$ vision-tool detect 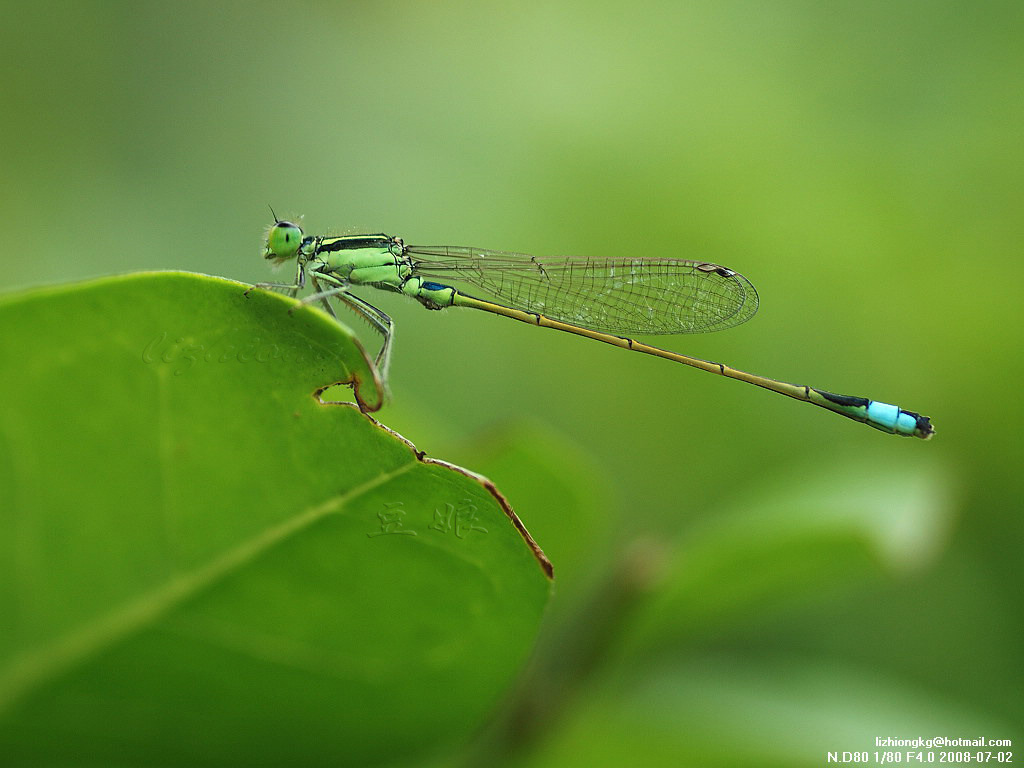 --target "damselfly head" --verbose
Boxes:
[263,220,305,264]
